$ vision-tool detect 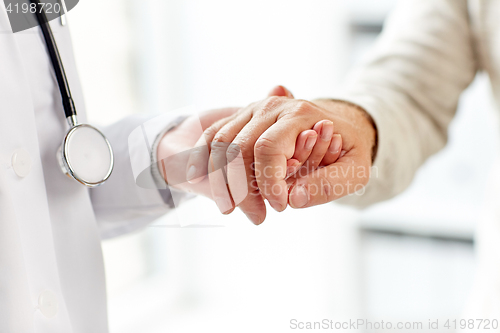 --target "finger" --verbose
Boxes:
[288,152,371,209]
[208,110,269,224]
[185,137,210,184]
[225,97,291,213]
[320,134,342,166]
[186,112,247,184]
[226,147,267,225]
[284,133,343,186]
[157,110,238,198]
[292,130,318,163]
[251,111,321,210]
[197,107,241,129]
[225,145,250,206]
[159,146,214,198]
[268,85,294,98]
[286,130,317,178]
[301,120,334,172]
[208,141,235,214]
